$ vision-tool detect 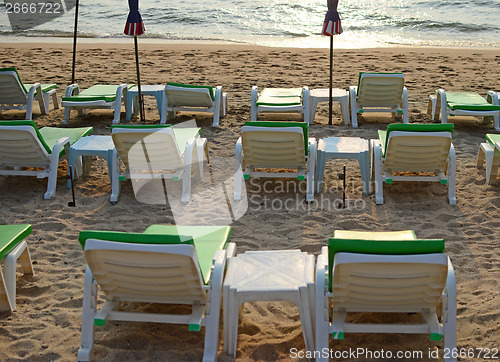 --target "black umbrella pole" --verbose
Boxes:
[71,0,79,84]
[328,35,333,125]
[134,36,145,122]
